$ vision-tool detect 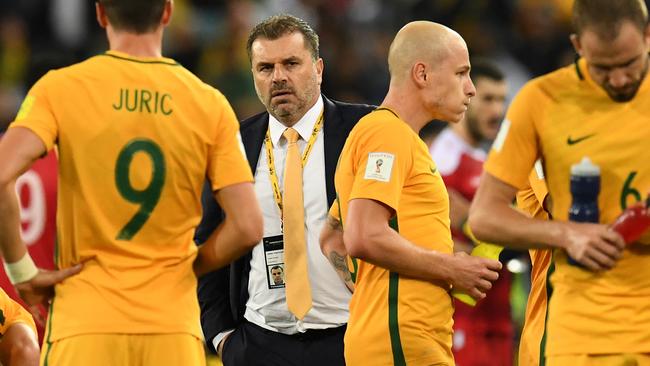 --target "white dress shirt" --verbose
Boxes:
[213,96,351,350]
